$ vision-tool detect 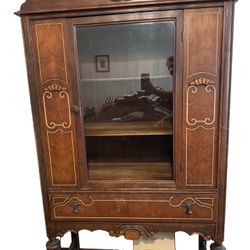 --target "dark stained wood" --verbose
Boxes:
[20,15,55,239]
[186,126,214,185]
[33,20,79,187]
[35,23,67,83]
[50,193,217,222]
[182,7,223,188]
[17,0,238,16]
[215,1,235,243]
[17,0,237,248]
